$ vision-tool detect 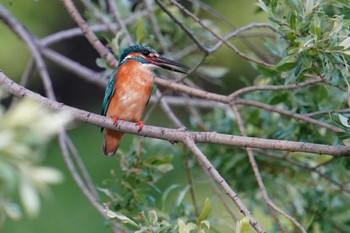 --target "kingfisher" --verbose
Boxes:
[101,44,189,156]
